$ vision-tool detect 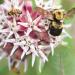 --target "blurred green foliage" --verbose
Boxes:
[0,0,3,4]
